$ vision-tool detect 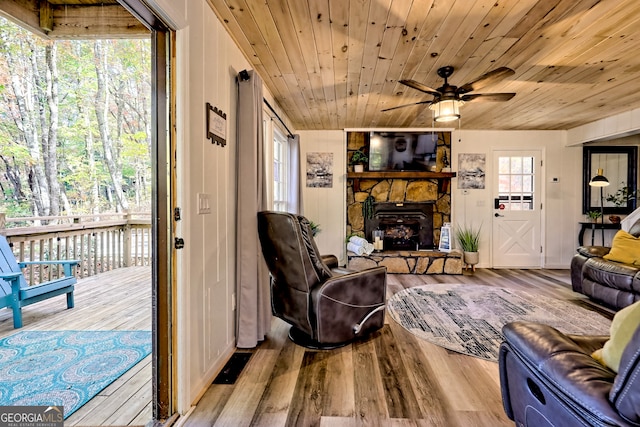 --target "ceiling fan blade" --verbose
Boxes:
[457,67,515,94]
[381,100,433,112]
[399,79,441,96]
[461,93,516,102]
